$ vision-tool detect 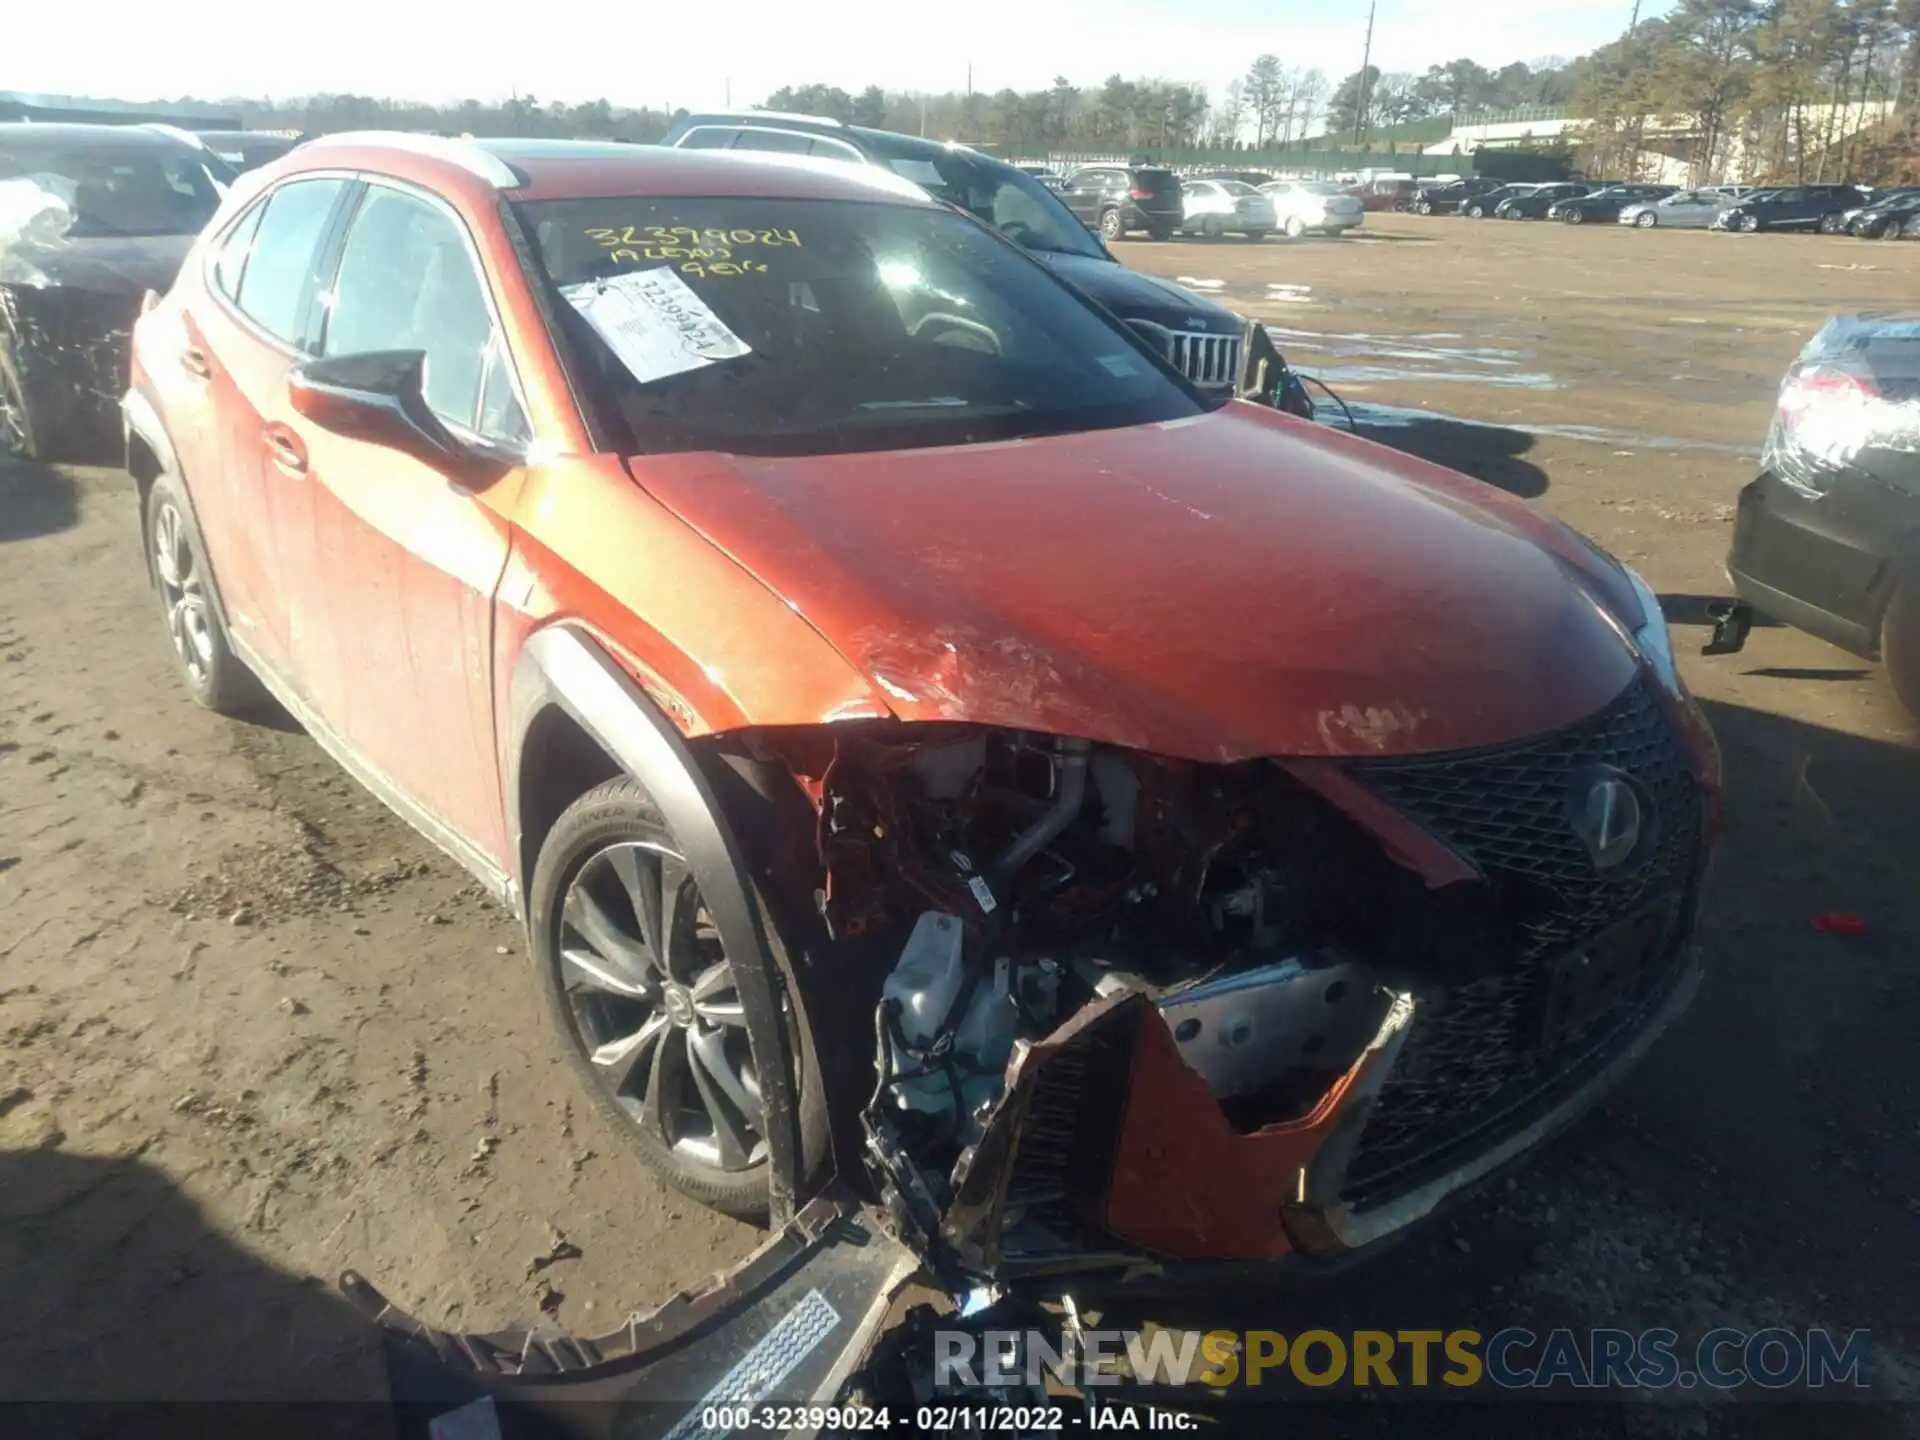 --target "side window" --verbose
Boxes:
[232,178,347,346]
[733,128,814,156]
[676,127,740,150]
[324,185,497,431]
[211,198,266,302]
